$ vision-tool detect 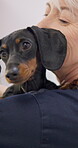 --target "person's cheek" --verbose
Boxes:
[65,26,78,51]
[61,26,78,68]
